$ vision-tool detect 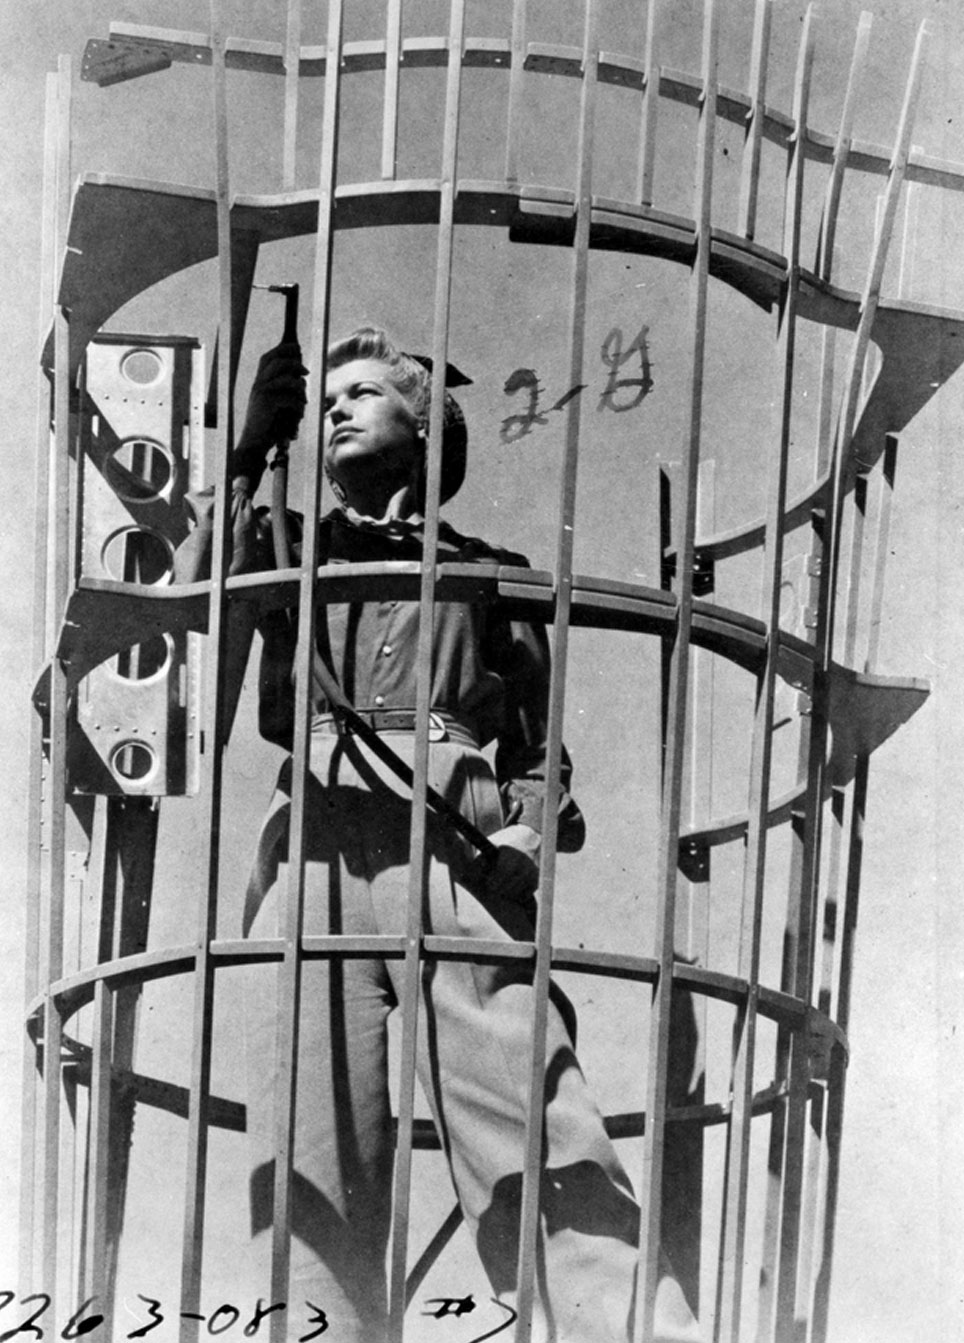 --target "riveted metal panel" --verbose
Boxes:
[71,333,204,796]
